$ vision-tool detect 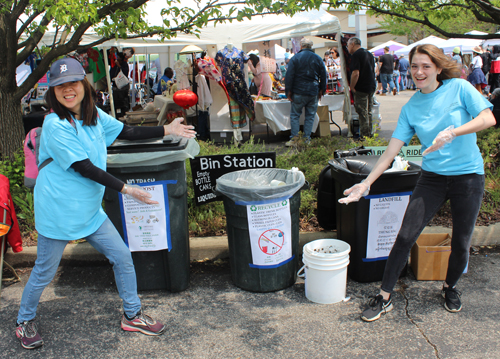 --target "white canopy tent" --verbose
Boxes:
[22,9,349,137]
[482,32,500,48]
[437,37,483,54]
[368,40,406,57]
[394,35,447,57]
